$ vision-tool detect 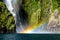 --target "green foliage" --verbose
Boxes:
[51,0,60,15]
[22,0,41,25]
[0,2,15,33]
[22,0,50,25]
